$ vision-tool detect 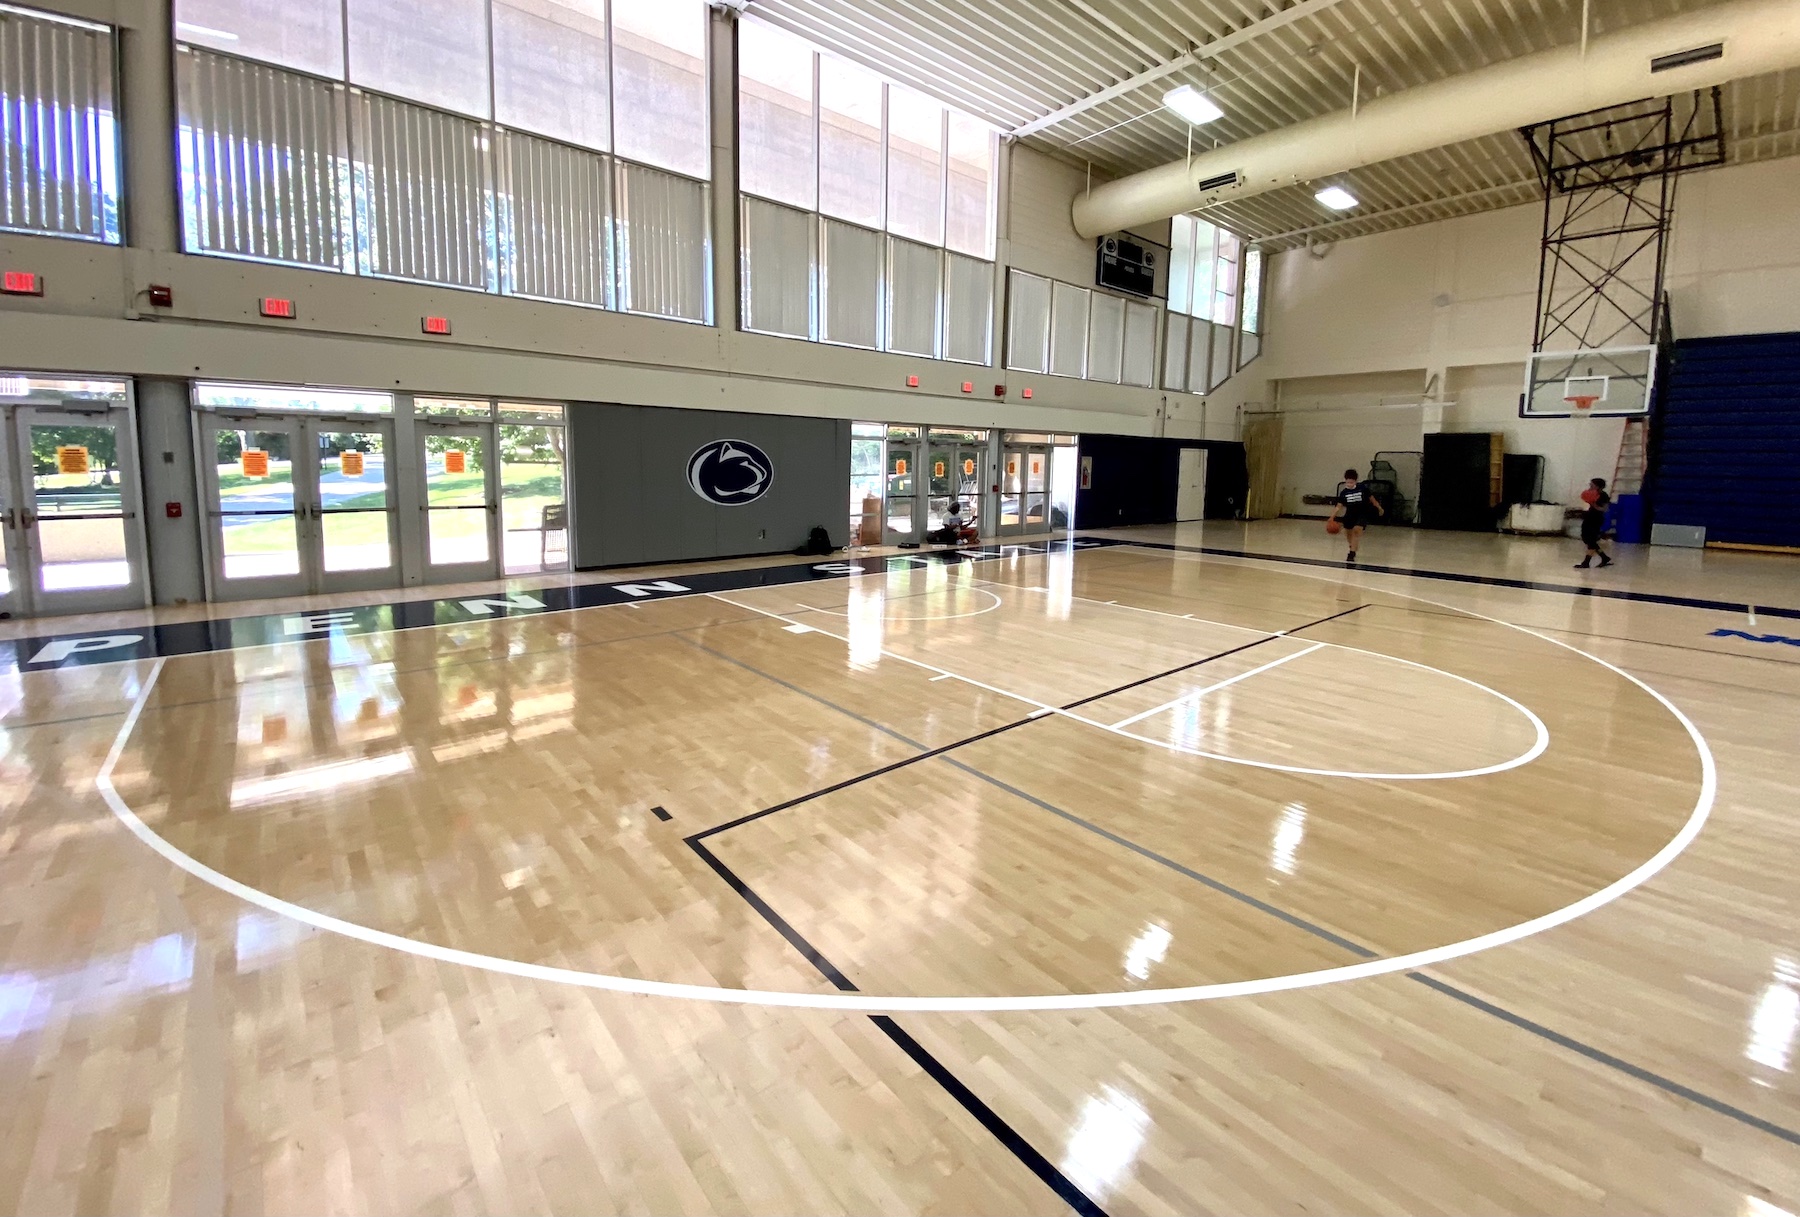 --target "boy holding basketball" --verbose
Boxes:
[1575,477,1613,569]
[1329,468,1383,563]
